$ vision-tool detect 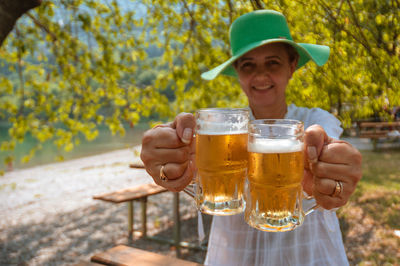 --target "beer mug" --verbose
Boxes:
[245,119,318,232]
[193,108,249,215]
